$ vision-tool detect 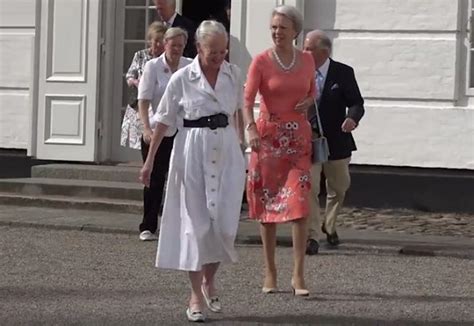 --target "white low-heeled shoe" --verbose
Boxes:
[201,285,222,313]
[186,307,205,322]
